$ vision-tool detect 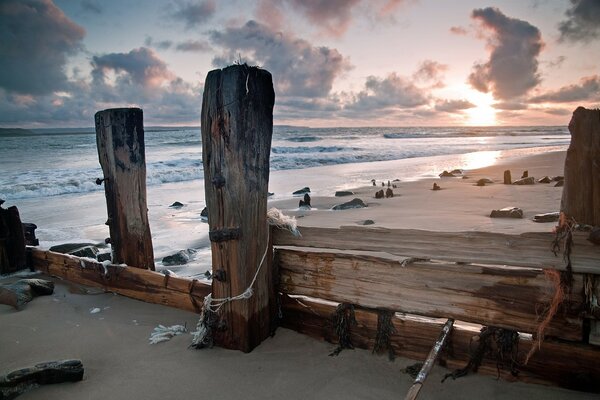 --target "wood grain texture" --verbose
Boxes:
[95,108,154,270]
[273,226,600,273]
[0,205,26,274]
[277,248,583,341]
[561,107,600,226]
[280,295,600,392]
[29,248,210,313]
[201,65,275,352]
